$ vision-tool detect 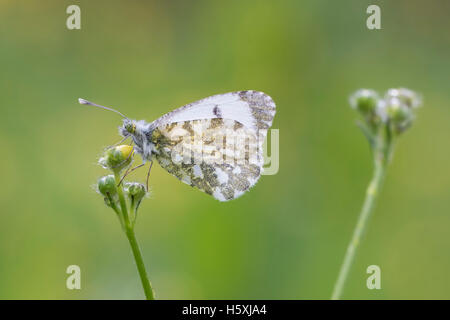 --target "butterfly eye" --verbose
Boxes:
[125,122,135,134]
